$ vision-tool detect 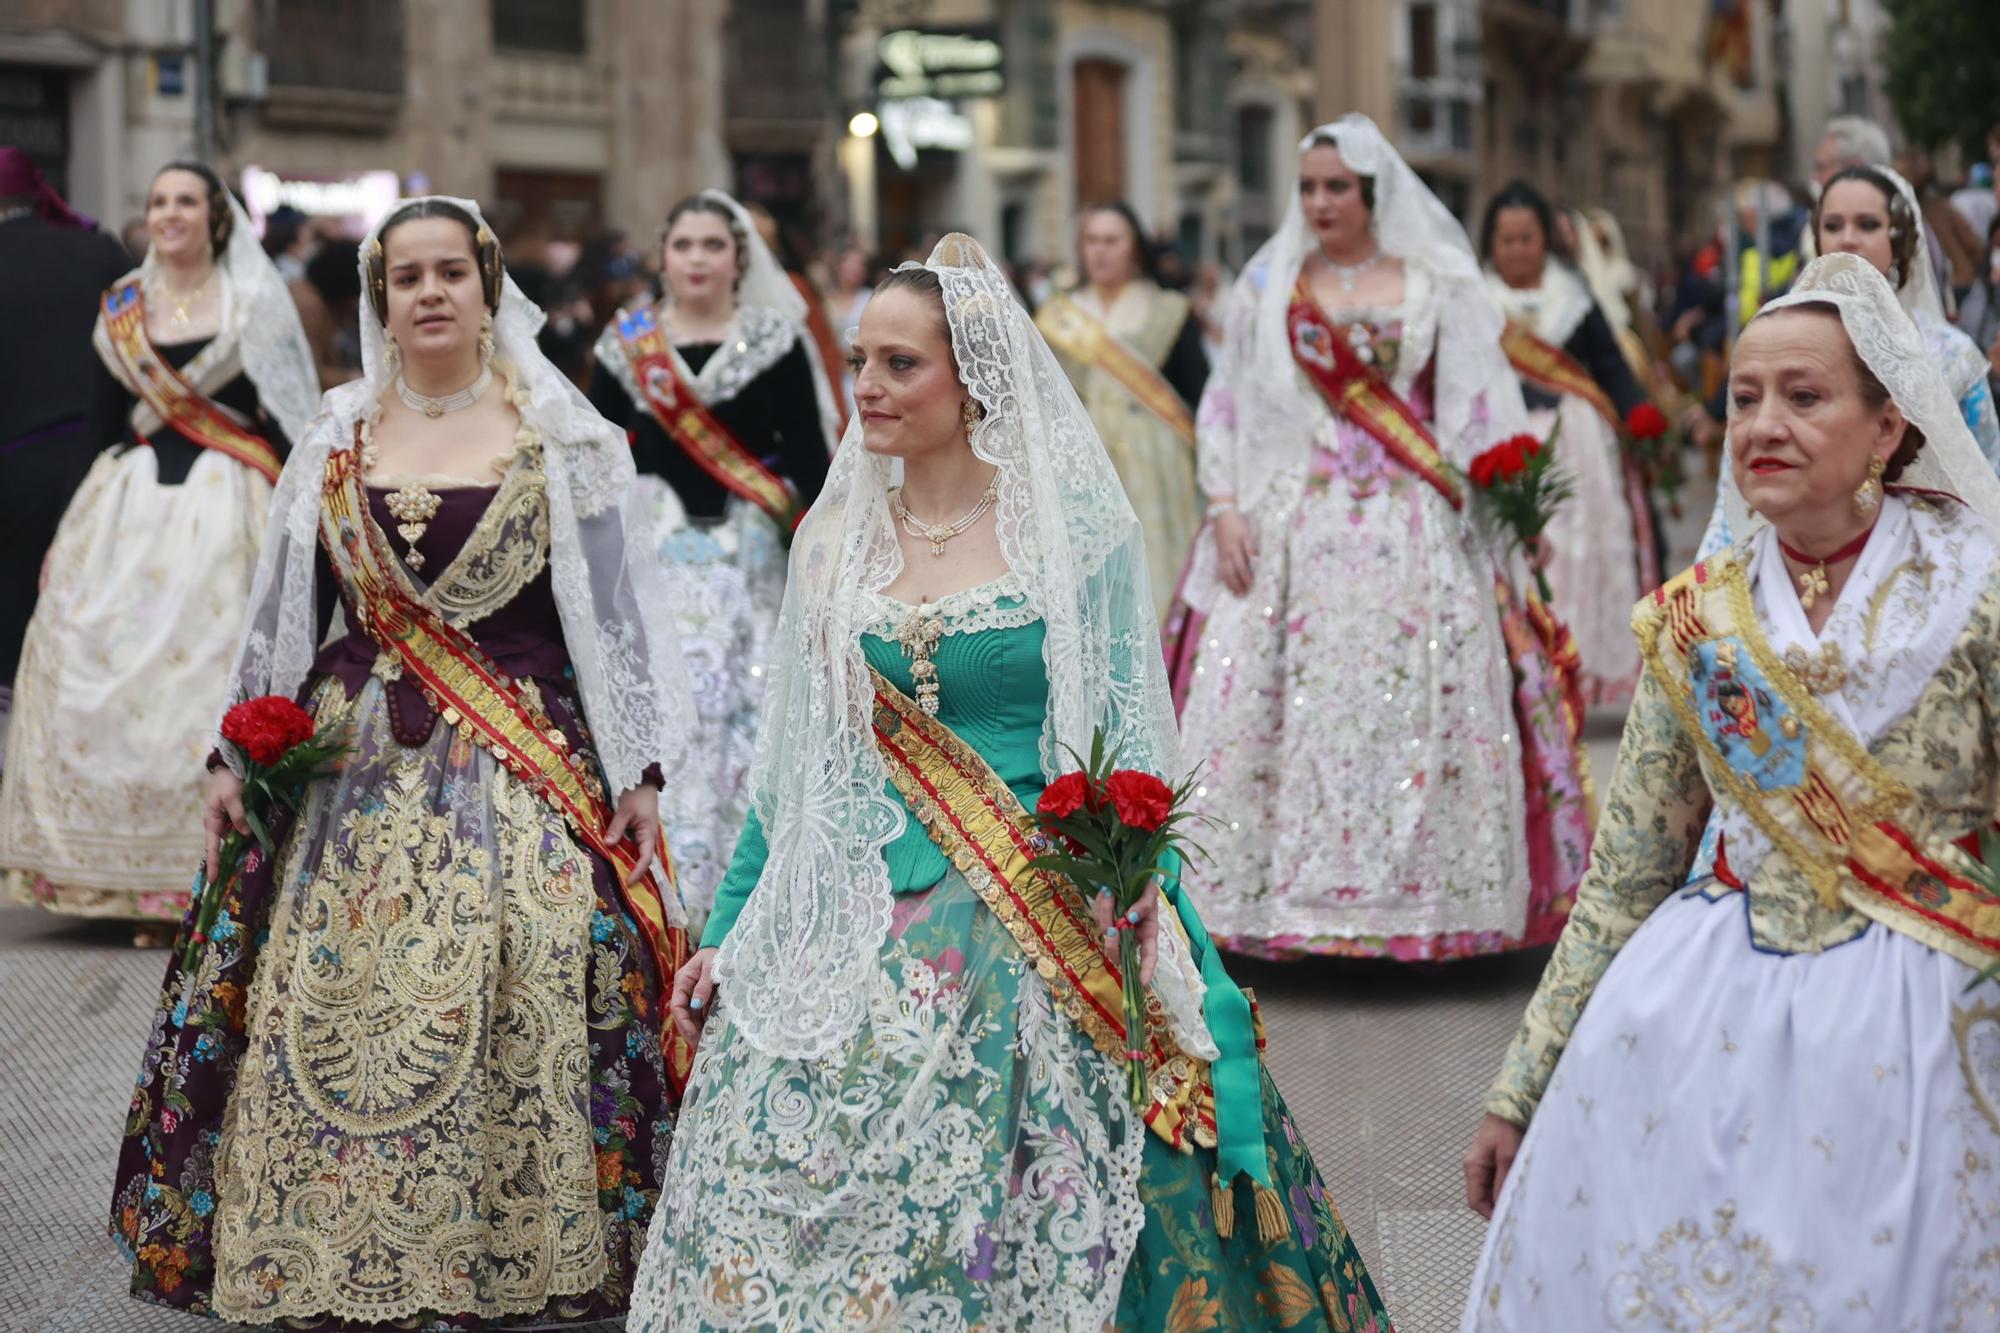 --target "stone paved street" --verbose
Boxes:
[0,898,1562,1333]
